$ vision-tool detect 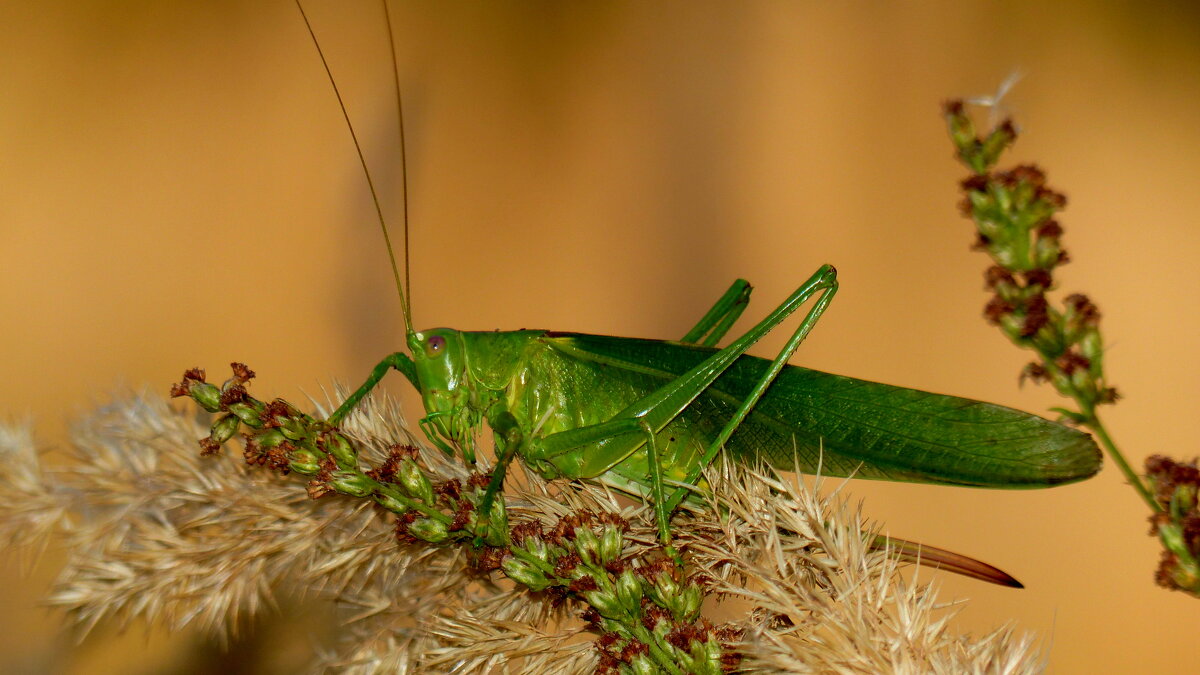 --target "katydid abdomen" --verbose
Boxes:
[458,330,1101,497]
